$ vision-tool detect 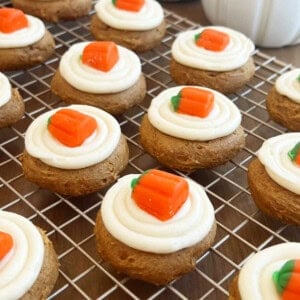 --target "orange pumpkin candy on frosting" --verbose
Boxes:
[0,231,14,260]
[112,0,145,12]
[0,8,29,33]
